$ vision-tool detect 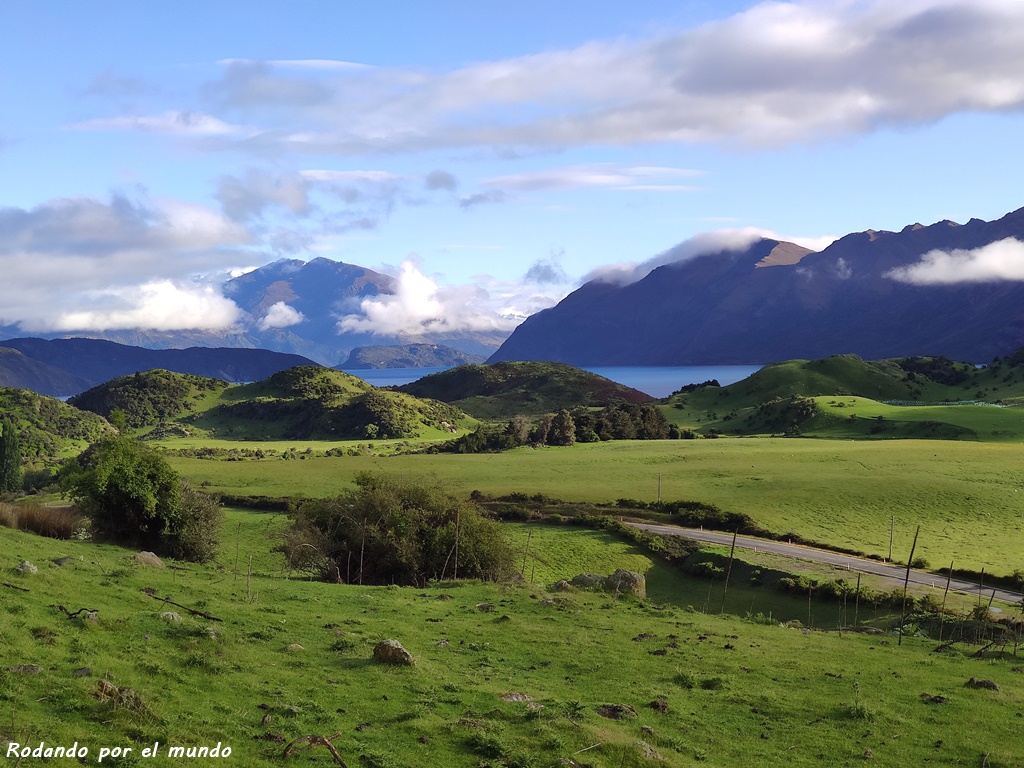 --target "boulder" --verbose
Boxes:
[160,611,182,623]
[606,569,646,599]
[570,573,607,589]
[134,551,164,568]
[373,639,414,666]
[15,560,37,575]
[551,580,573,592]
